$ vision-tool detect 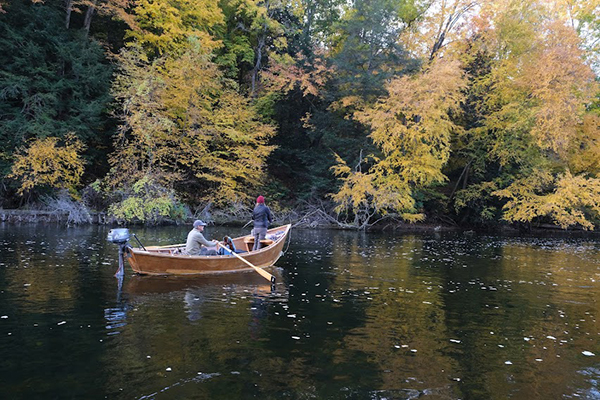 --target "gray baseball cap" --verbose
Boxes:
[193,220,207,228]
